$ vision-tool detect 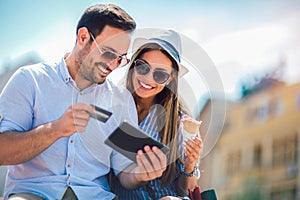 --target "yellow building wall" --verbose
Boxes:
[198,82,300,200]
